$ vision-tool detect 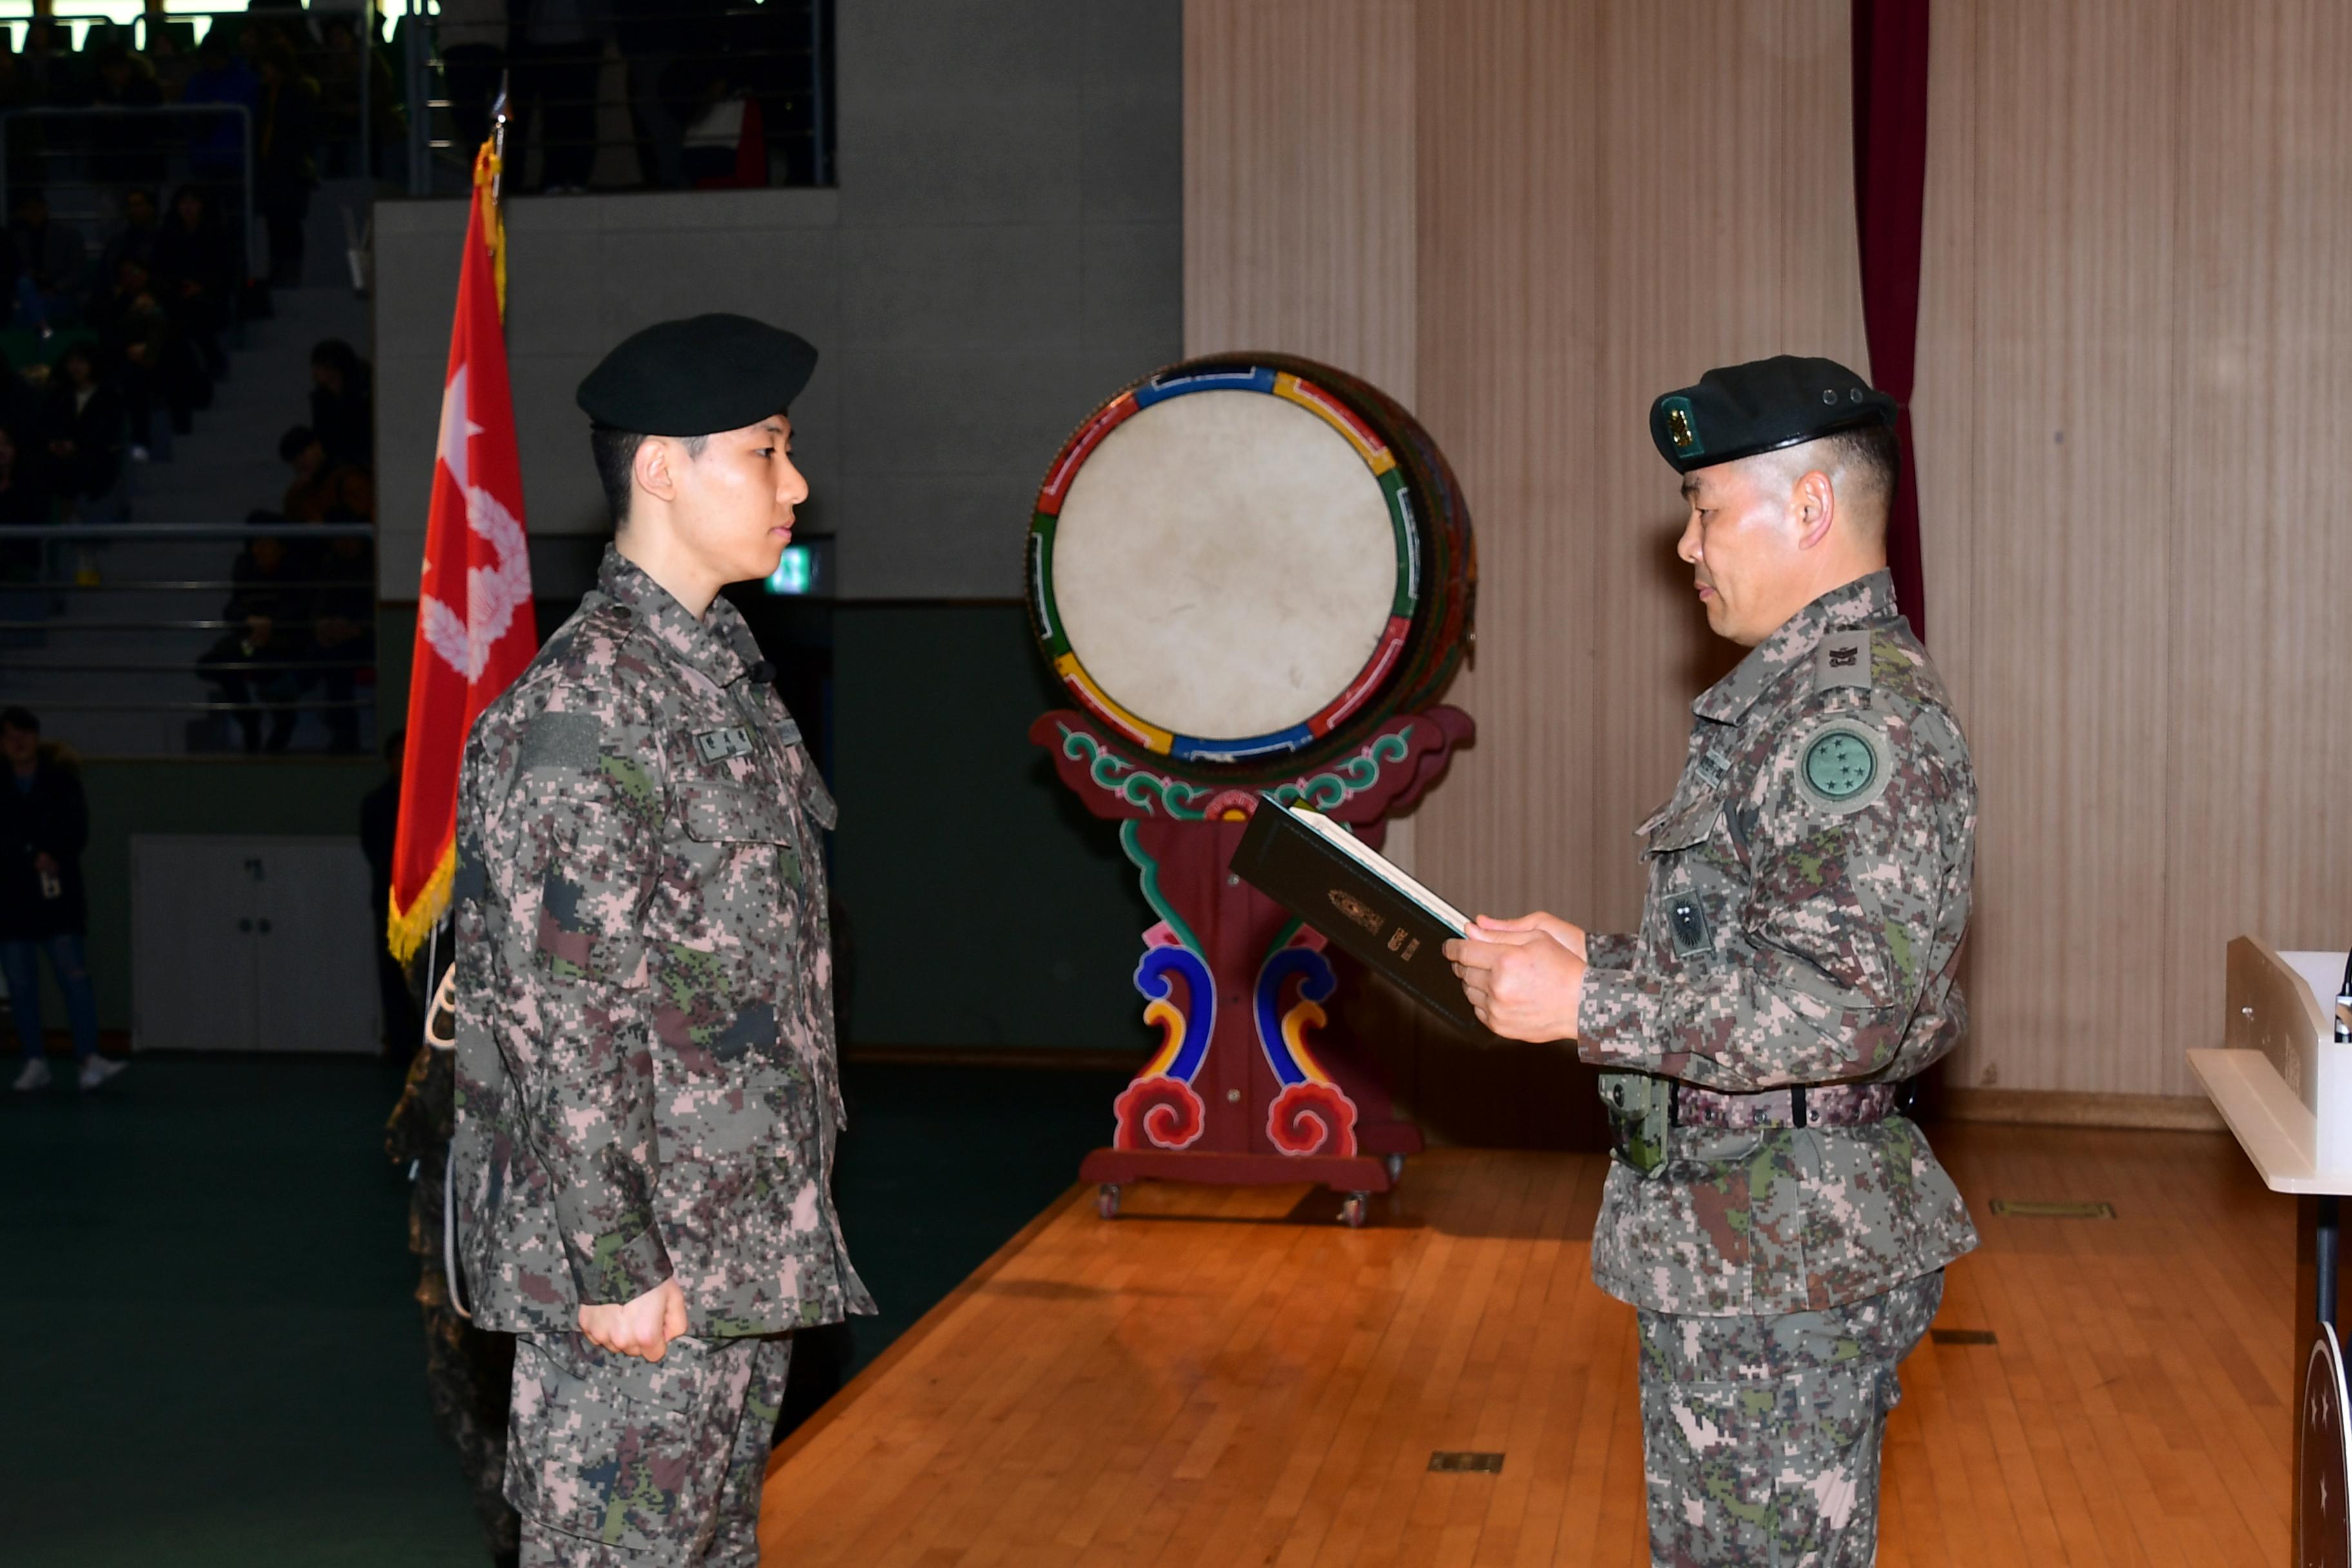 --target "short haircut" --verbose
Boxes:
[1,705,37,734]
[1816,422,1901,524]
[588,426,706,526]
